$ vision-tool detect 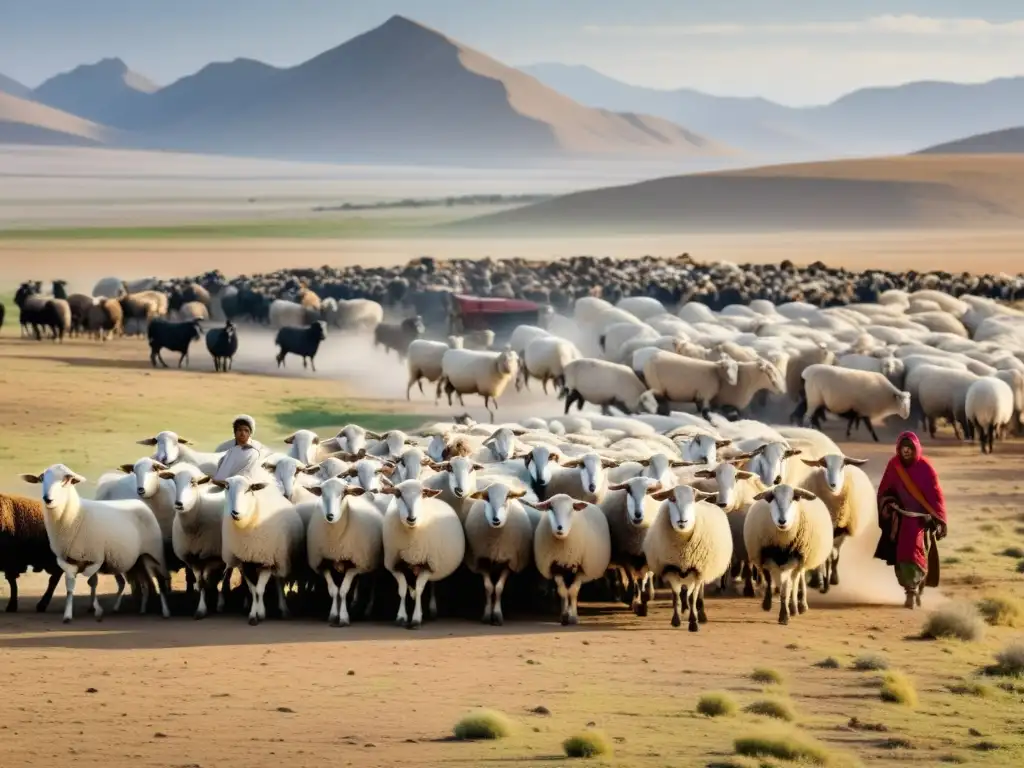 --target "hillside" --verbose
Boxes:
[0,91,113,146]
[32,57,159,127]
[918,127,1024,155]
[134,15,727,162]
[522,64,1024,159]
[0,72,31,99]
[454,155,1024,233]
